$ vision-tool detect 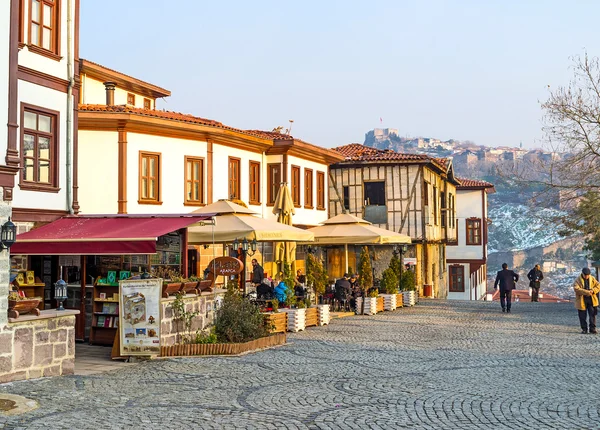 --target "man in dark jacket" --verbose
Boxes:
[527,264,544,302]
[335,273,352,311]
[251,259,264,287]
[494,263,519,313]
